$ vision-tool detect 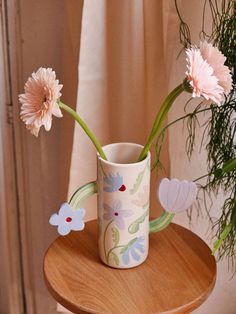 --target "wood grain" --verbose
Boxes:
[44,221,216,314]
